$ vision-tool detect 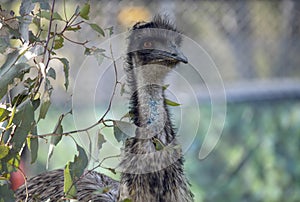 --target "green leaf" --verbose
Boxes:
[47,115,64,168]
[94,52,105,65]
[80,3,90,20]
[84,47,106,65]
[1,148,21,174]
[29,31,39,44]
[71,144,89,177]
[89,23,105,37]
[64,144,88,198]
[84,47,91,55]
[122,199,132,202]
[0,50,19,77]
[5,103,16,130]
[165,98,181,106]
[64,162,77,199]
[152,138,165,151]
[162,84,170,91]
[0,60,30,100]
[0,107,10,122]
[0,145,9,159]
[47,67,56,79]
[53,35,64,50]
[38,91,51,121]
[10,100,34,151]
[32,16,41,29]
[57,58,70,90]
[32,93,41,111]
[113,121,136,143]
[52,114,64,145]
[0,183,15,201]
[32,0,50,10]
[97,131,106,151]
[27,123,38,164]
[37,11,63,21]
[0,37,10,54]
